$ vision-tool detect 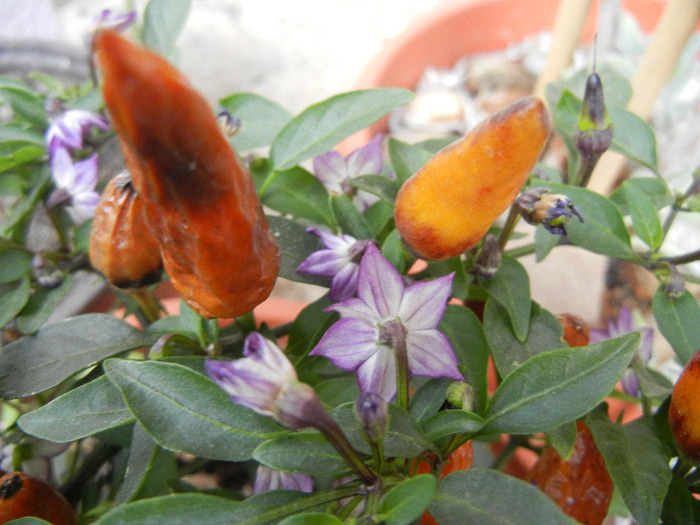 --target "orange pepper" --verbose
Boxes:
[89,171,163,288]
[557,313,590,347]
[394,97,550,260]
[0,471,76,525]
[94,30,280,318]
[528,421,613,525]
[669,348,700,463]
